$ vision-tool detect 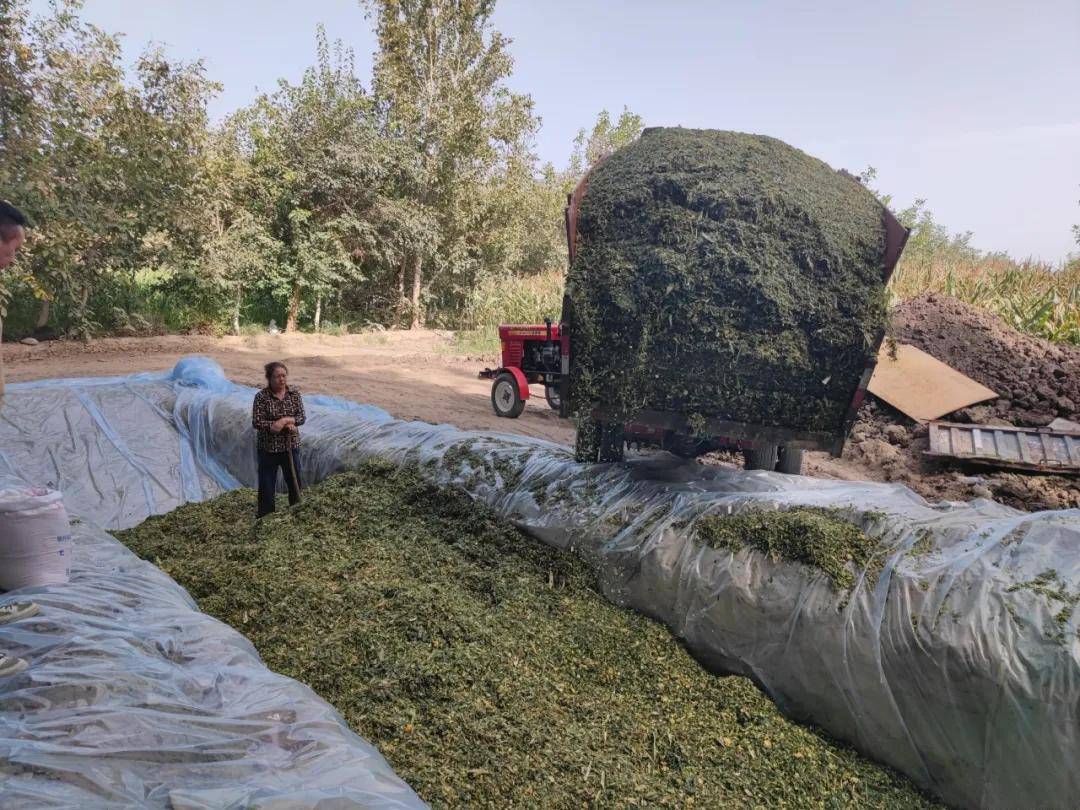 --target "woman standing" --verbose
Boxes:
[252,361,306,518]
